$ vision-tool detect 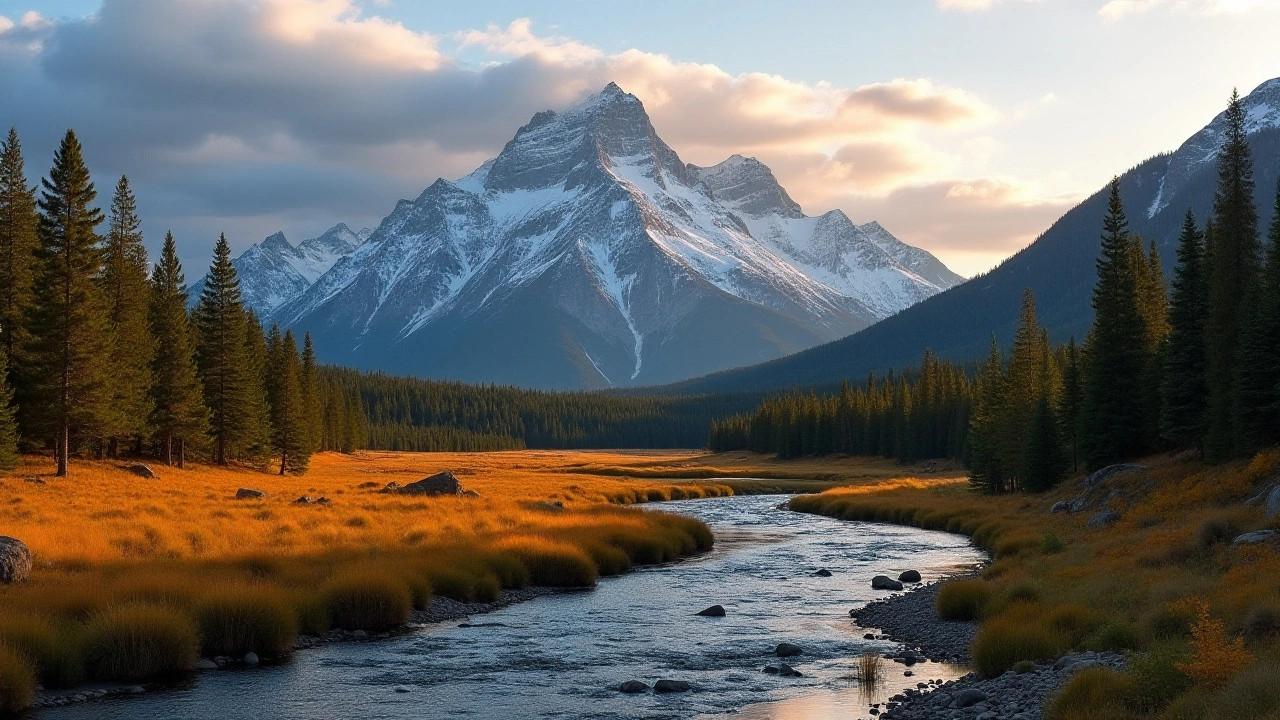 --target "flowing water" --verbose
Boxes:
[40,493,984,720]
